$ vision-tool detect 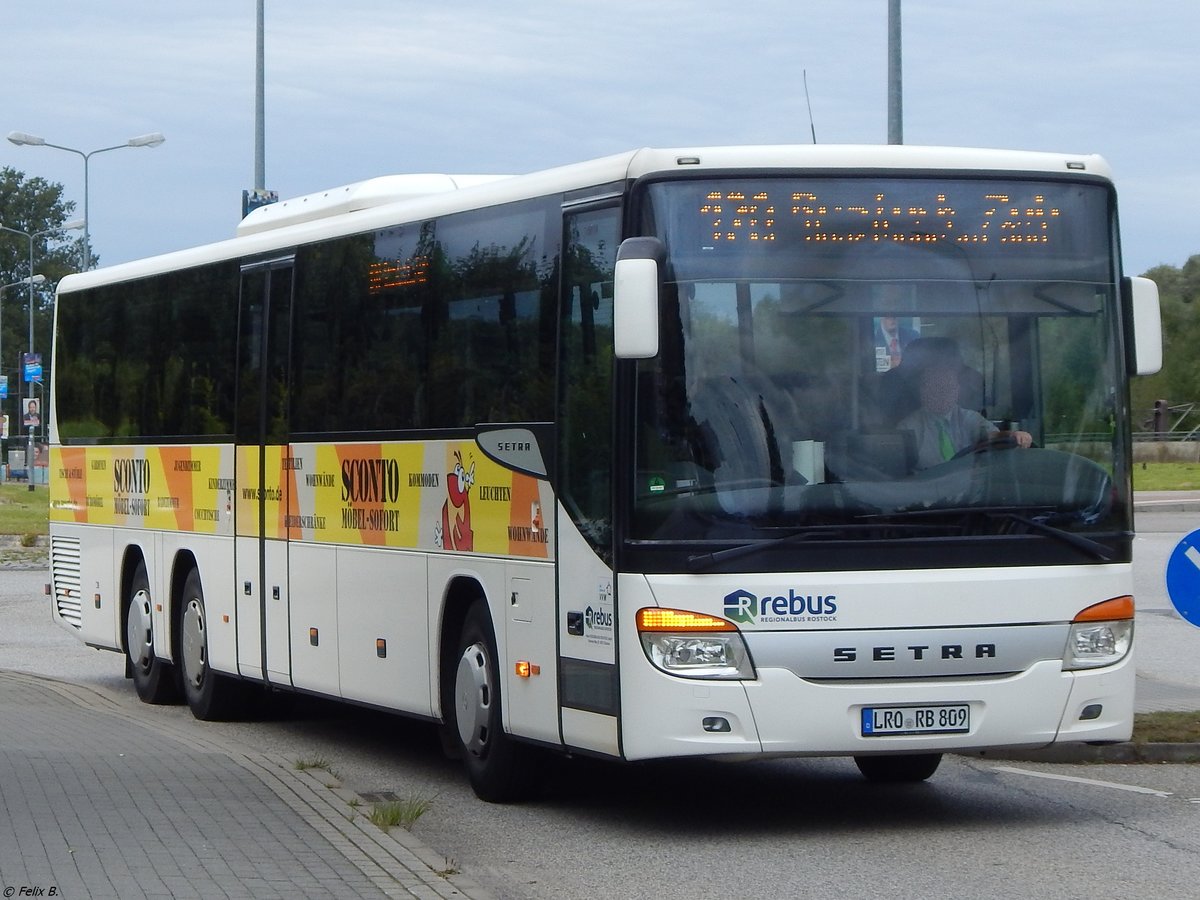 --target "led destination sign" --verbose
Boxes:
[699,186,1064,247]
